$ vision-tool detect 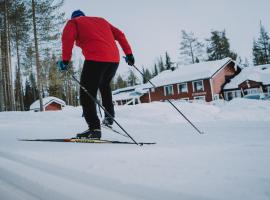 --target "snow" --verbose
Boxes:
[142,57,232,88]
[30,96,66,110]
[224,65,270,89]
[0,99,270,200]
